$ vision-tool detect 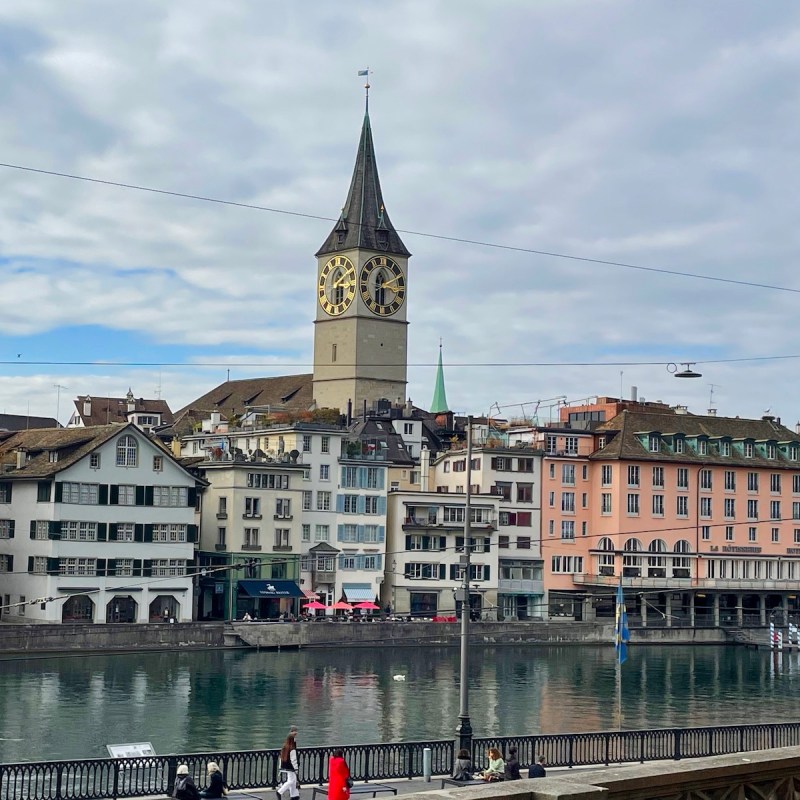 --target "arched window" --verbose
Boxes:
[648,539,667,577]
[116,435,138,467]
[598,537,615,575]
[623,538,642,577]
[331,268,344,306]
[672,540,691,577]
[374,269,387,306]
